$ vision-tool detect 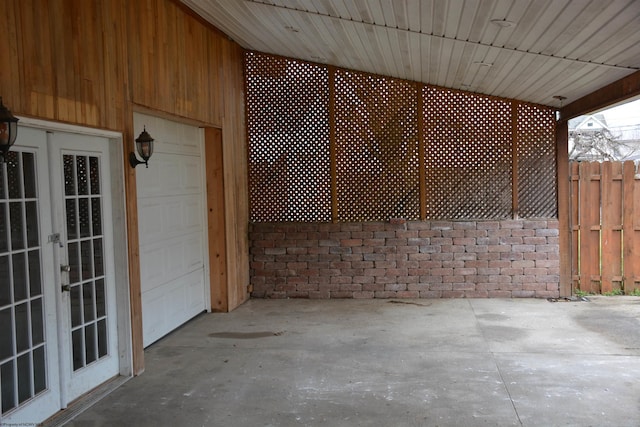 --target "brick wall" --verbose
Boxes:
[249,220,560,299]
